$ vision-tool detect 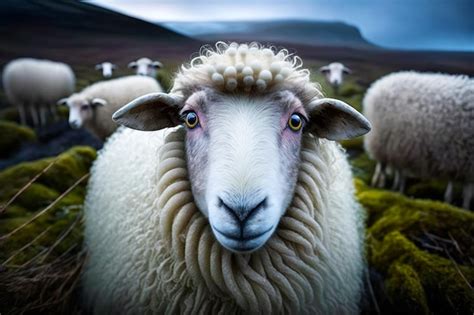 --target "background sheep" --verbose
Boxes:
[128,57,163,77]
[2,58,75,127]
[83,42,371,314]
[59,75,162,140]
[94,62,117,78]
[319,62,351,94]
[363,71,474,209]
